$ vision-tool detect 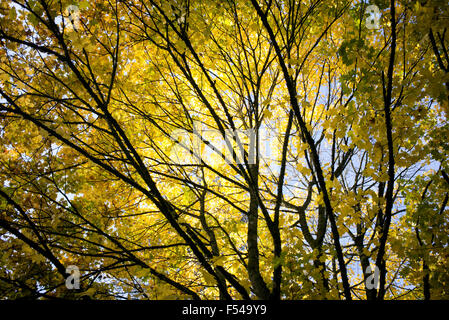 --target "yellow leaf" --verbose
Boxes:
[211,255,226,267]
[200,269,215,284]
[263,109,272,119]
